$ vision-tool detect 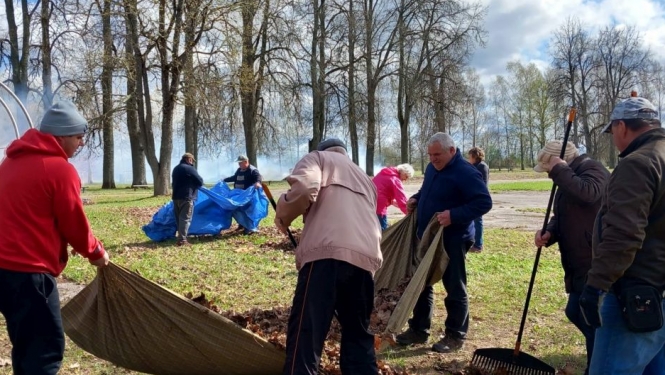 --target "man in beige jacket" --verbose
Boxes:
[275,138,383,375]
